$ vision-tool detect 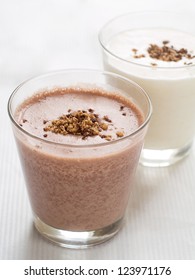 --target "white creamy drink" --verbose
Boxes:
[100,26,195,166]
